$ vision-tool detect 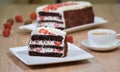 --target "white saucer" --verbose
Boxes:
[81,39,120,51]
